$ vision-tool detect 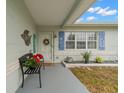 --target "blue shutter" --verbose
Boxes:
[59,32,64,50]
[99,32,105,50]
